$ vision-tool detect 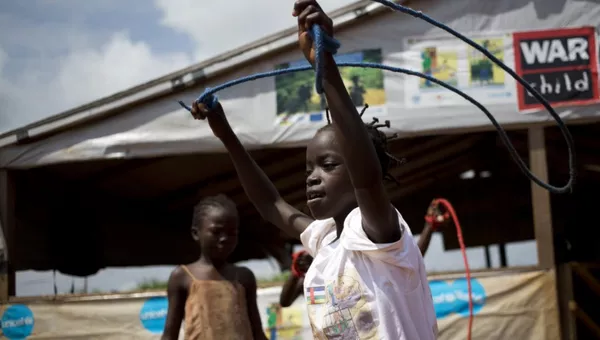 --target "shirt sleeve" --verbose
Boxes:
[340,207,421,269]
[300,218,336,257]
